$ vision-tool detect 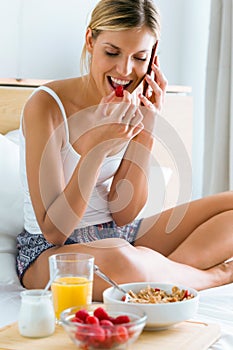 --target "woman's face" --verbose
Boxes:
[86,26,156,97]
